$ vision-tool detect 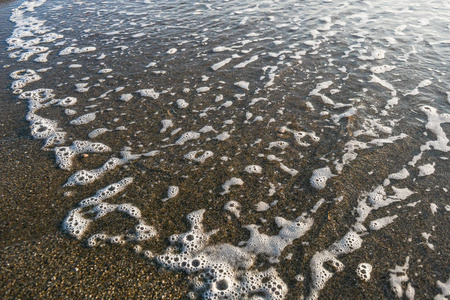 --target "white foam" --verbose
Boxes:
[196,86,210,93]
[78,177,134,208]
[138,88,159,99]
[388,168,410,180]
[418,163,435,177]
[308,231,362,299]
[120,93,133,102]
[221,177,244,195]
[70,112,97,125]
[10,69,41,90]
[356,263,372,282]
[268,141,289,150]
[211,58,232,70]
[370,65,396,74]
[55,140,111,170]
[175,131,200,145]
[224,201,241,218]
[234,55,258,69]
[160,119,173,133]
[176,99,189,108]
[166,48,177,54]
[255,201,270,212]
[244,165,262,174]
[430,203,438,215]
[280,163,298,176]
[57,97,77,107]
[310,167,335,190]
[216,132,230,141]
[389,256,411,298]
[59,46,96,55]
[88,128,110,139]
[234,81,249,90]
[162,186,179,202]
[98,68,112,74]
[332,107,357,124]
[64,157,124,186]
[434,277,450,300]
[369,215,397,230]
